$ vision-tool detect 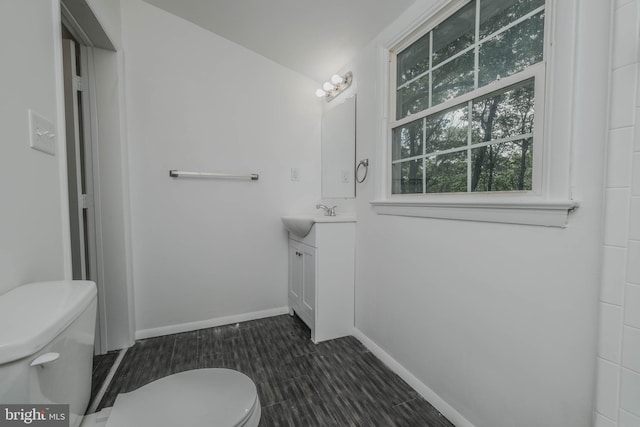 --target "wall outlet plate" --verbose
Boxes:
[28,109,56,156]
[290,168,300,182]
[341,169,351,183]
